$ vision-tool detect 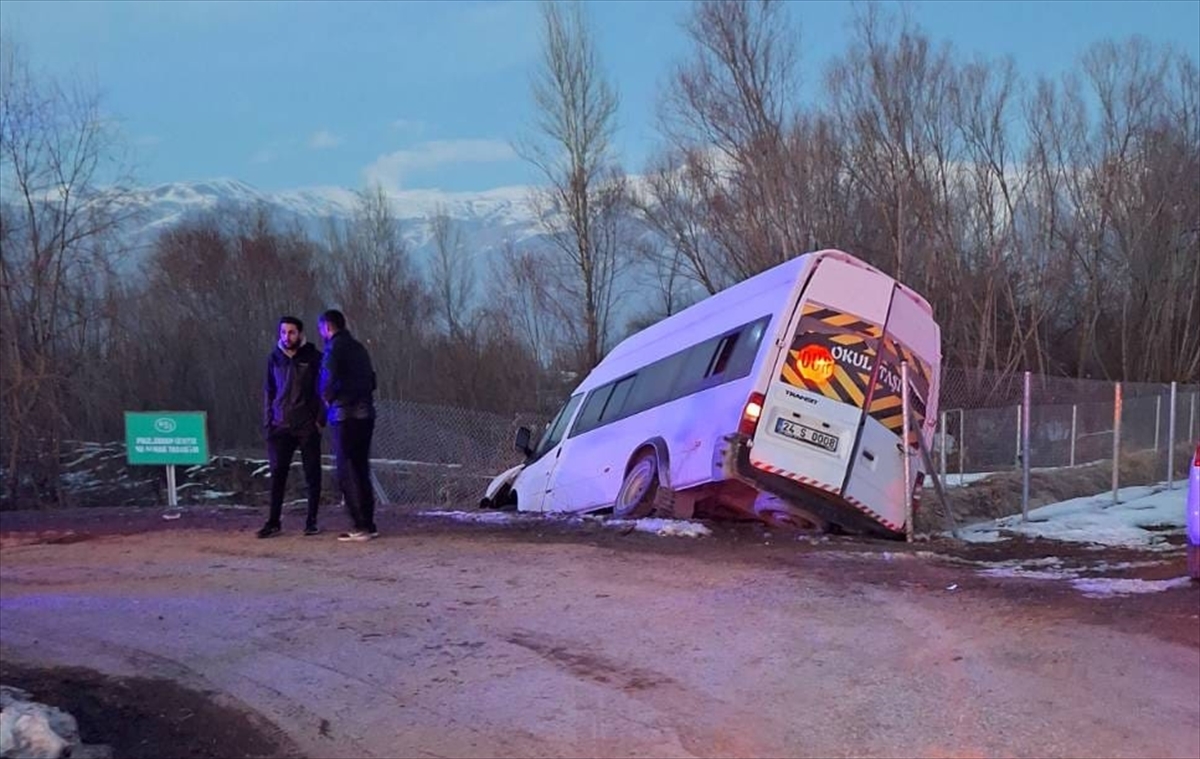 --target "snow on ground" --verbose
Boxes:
[956,482,1187,550]
[418,510,713,538]
[948,482,1194,597]
[419,482,1192,597]
[601,517,713,538]
[926,471,999,488]
[976,560,1193,598]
